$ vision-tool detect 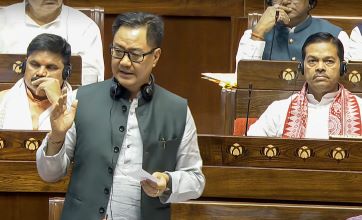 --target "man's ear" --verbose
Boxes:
[152,48,161,68]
